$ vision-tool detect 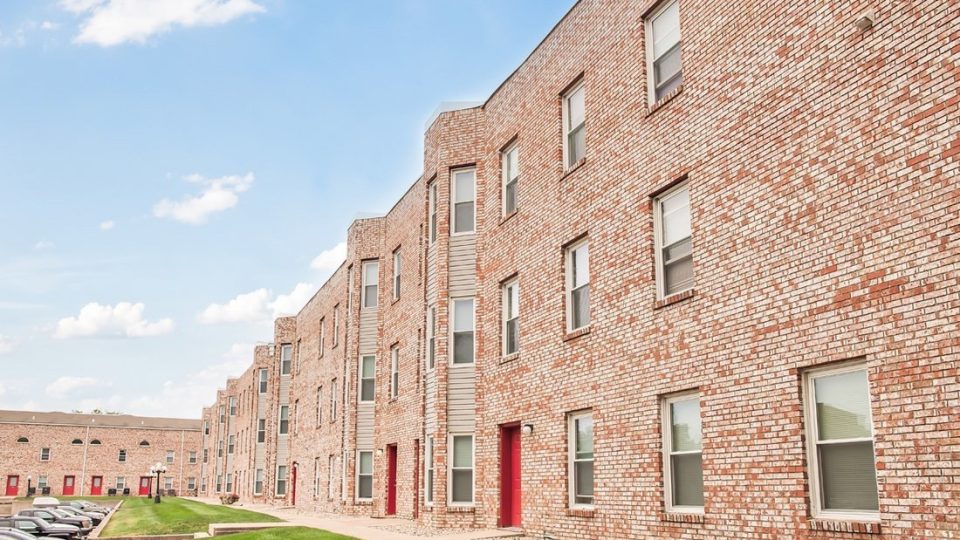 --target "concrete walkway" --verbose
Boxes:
[185,497,525,540]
